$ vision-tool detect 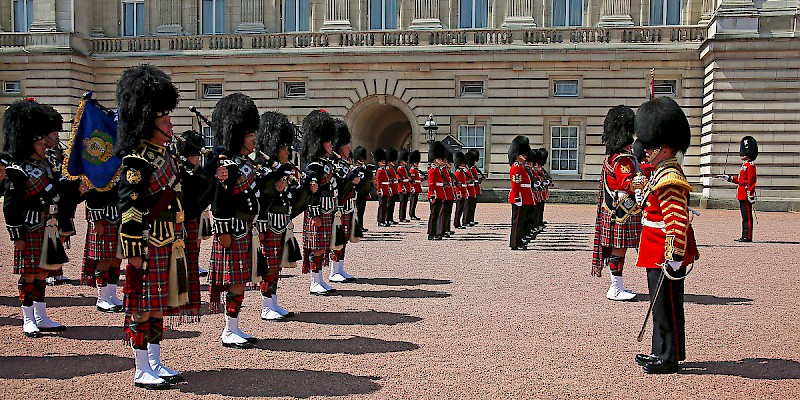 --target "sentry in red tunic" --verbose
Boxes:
[470,165,482,195]
[731,160,757,201]
[396,164,411,194]
[427,165,445,200]
[454,166,470,199]
[375,166,393,197]
[509,161,535,205]
[409,165,423,194]
[442,166,456,201]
